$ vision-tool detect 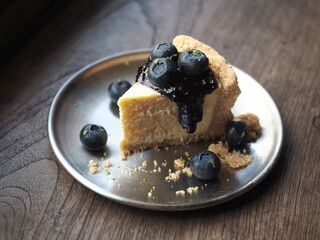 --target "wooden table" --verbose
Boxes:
[1,0,319,239]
